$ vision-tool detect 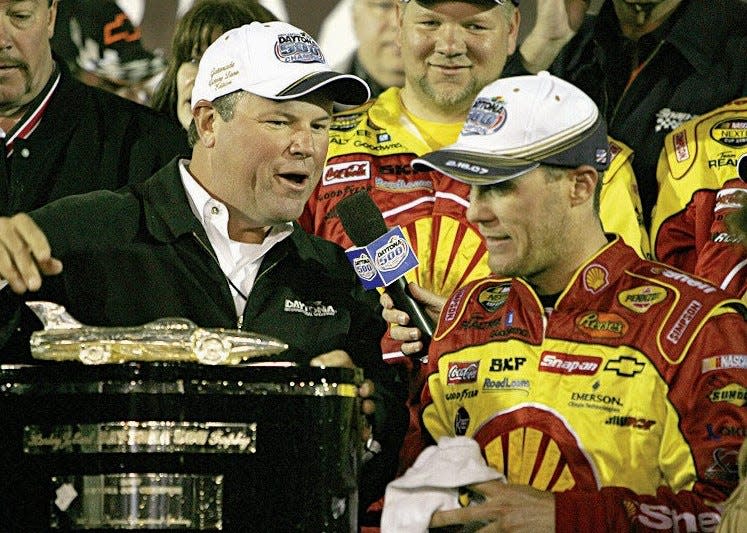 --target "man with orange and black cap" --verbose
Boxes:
[380,71,747,532]
[53,0,166,105]
[0,0,187,217]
